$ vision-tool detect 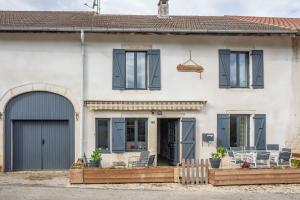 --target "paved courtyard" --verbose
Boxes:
[0,172,300,200]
